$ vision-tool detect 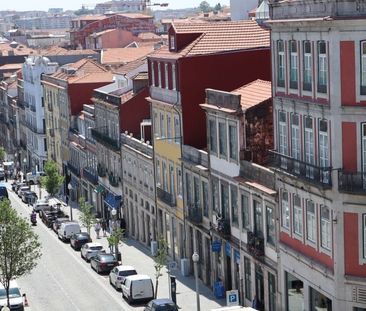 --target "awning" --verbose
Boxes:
[94,185,105,193]
[104,193,122,209]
